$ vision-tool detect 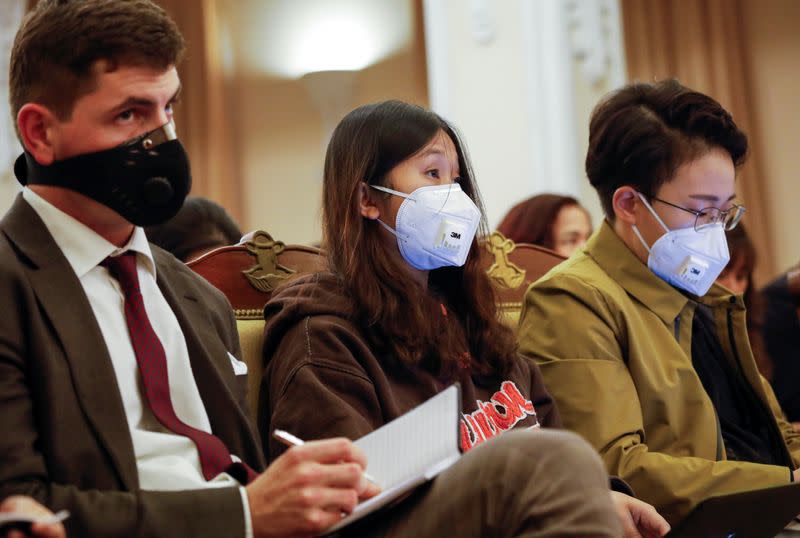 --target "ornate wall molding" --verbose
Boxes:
[565,0,627,87]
